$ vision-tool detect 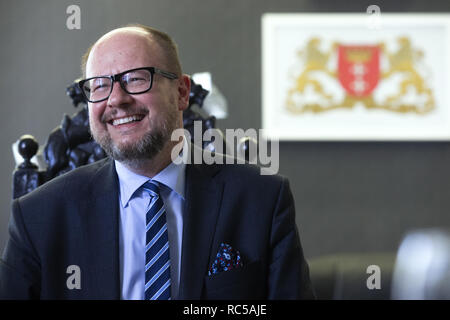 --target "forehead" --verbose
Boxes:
[86,29,164,77]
